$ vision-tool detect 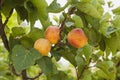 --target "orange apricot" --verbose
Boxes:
[45,26,60,44]
[67,28,88,48]
[34,38,51,56]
